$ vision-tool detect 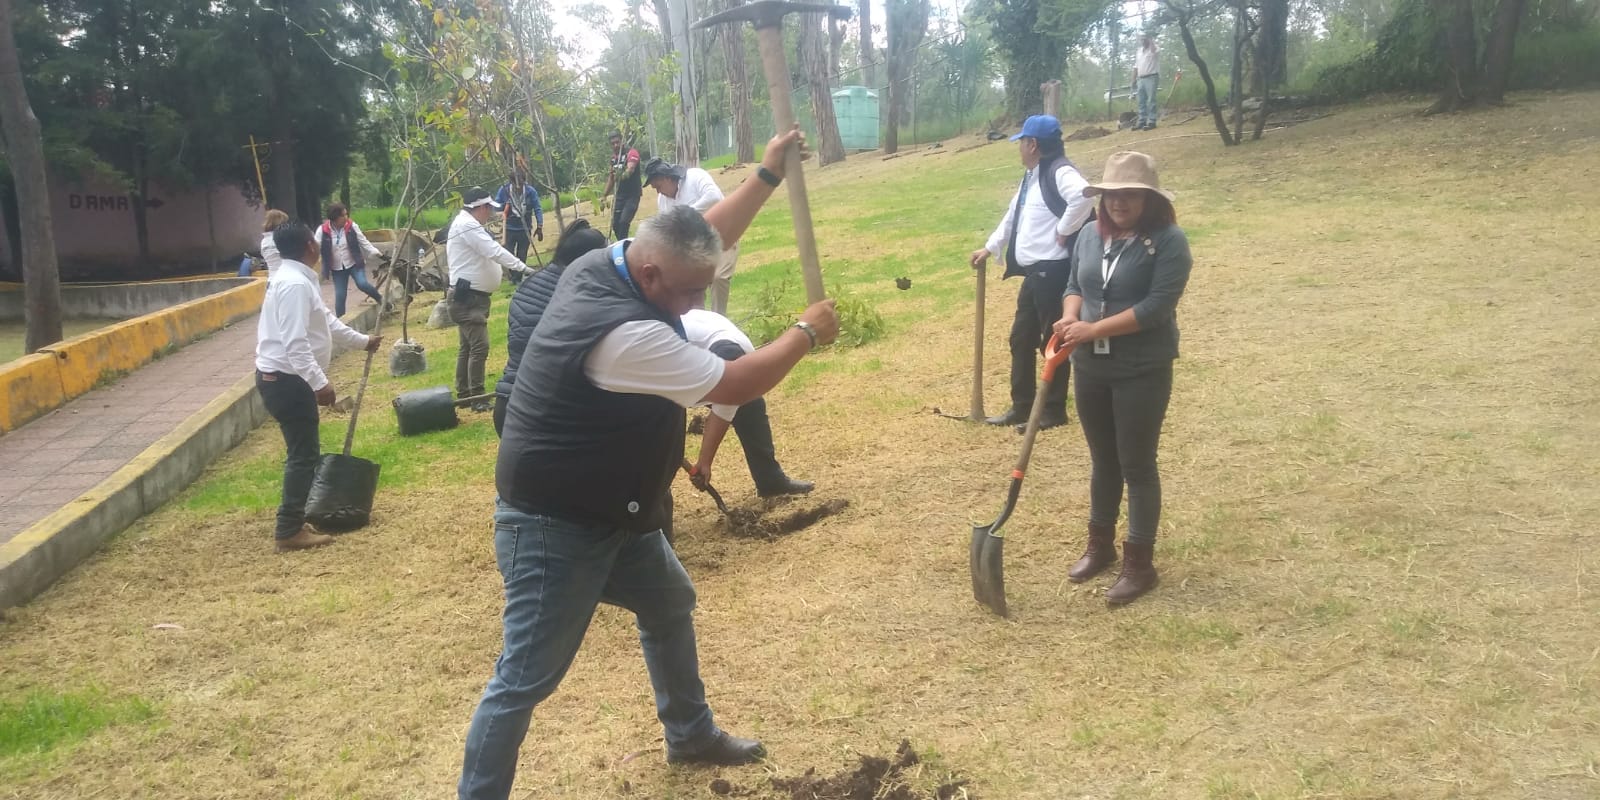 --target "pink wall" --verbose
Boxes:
[0,176,263,279]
